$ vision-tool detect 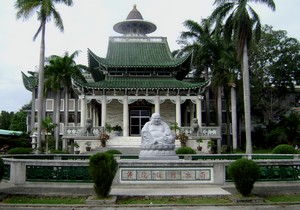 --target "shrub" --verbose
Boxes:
[105,149,122,155]
[228,158,260,196]
[50,149,68,154]
[272,144,298,154]
[7,147,32,154]
[0,157,4,182]
[89,152,118,198]
[176,147,196,154]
